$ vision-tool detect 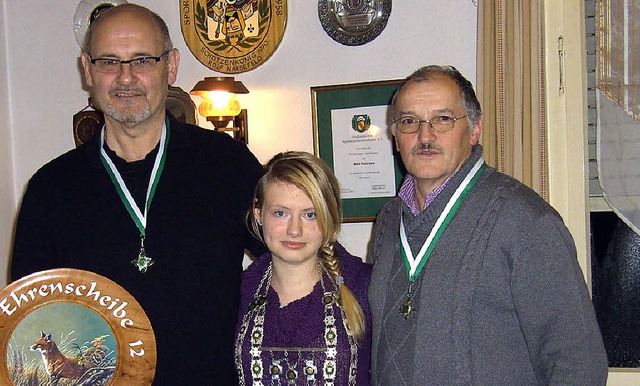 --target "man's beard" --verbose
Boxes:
[106,100,151,125]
